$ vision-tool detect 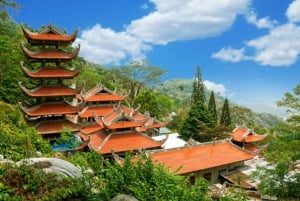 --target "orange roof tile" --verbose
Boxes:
[21,65,80,79]
[99,133,162,154]
[35,119,81,135]
[21,43,79,62]
[21,24,77,46]
[80,123,104,135]
[87,132,162,154]
[19,84,80,97]
[231,126,265,143]
[86,94,126,102]
[150,140,253,175]
[84,131,107,149]
[79,105,113,118]
[107,121,143,129]
[19,102,79,117]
